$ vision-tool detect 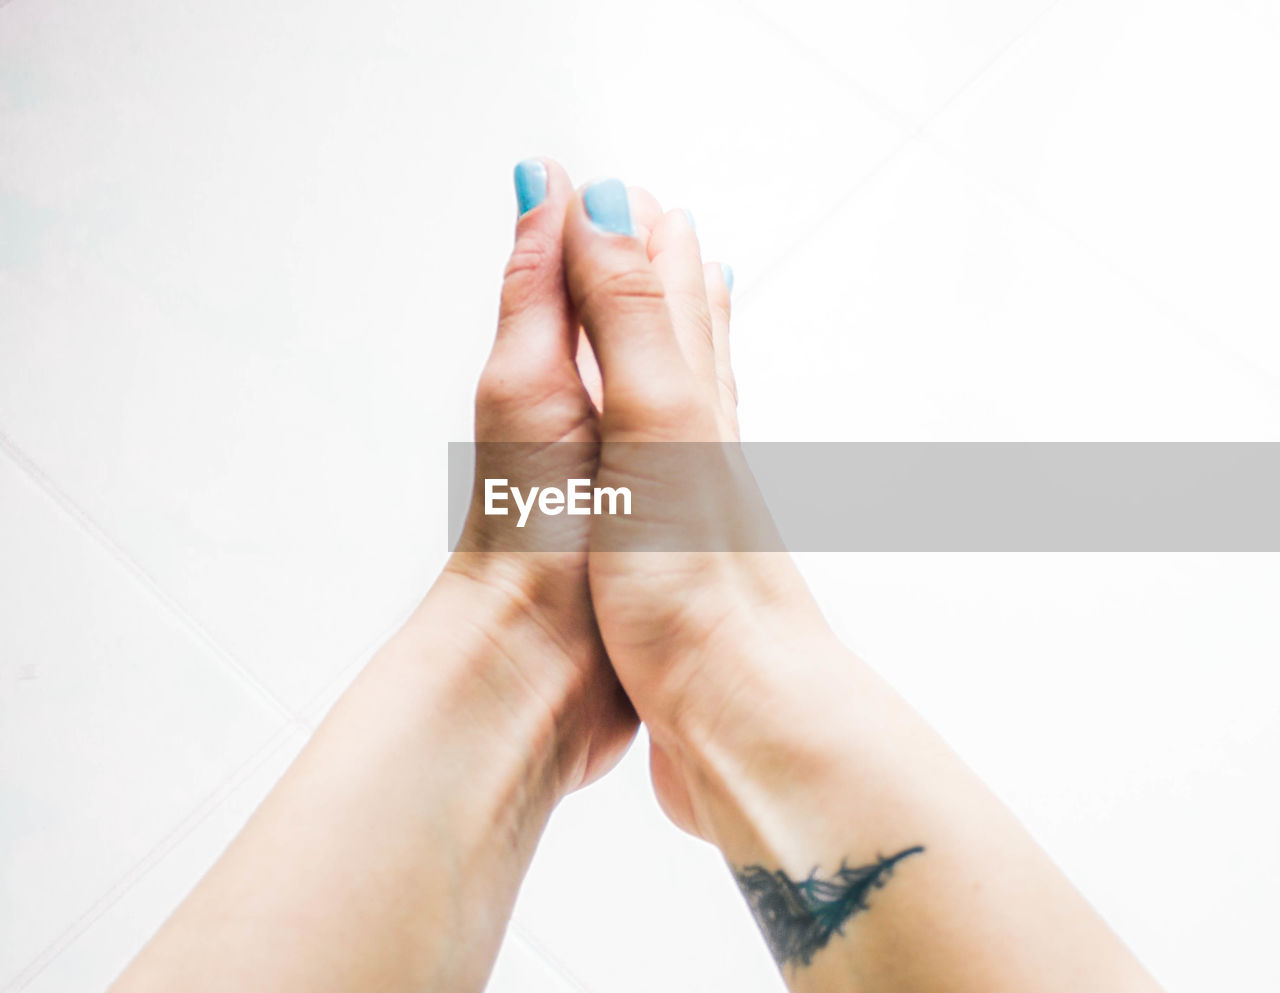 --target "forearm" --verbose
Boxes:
[110,571,576,993]
[660,611,1163,993]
